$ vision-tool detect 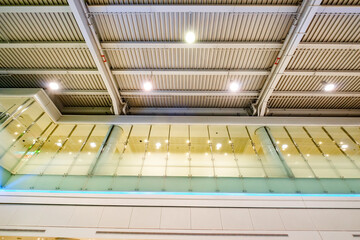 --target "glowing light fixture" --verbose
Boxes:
[185,31,195,44]
[14,132,18,135]
[216,143,222,149]
[281,144,288,150]
[90,142,96,148]
[341,144,348,149]
[324,83,335,92]
[49,82,60,90]
[143,81,153,91]
[229,82,240,92]
[186,140,190,144]
[156,142,161,149]
[55,142,62,147]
